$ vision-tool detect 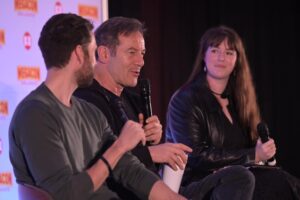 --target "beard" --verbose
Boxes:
[75,52,94,88]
